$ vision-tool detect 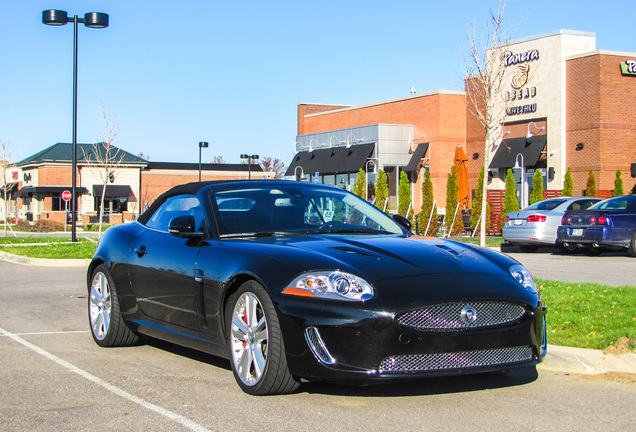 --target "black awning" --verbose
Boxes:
[489,136,547,169]
[15,186,89,198]
[404,143,430,172]
[93,184,134,198]
[285,143,375,176]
